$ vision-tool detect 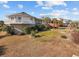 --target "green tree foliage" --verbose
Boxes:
[0,21,4,26]
[0,21,4,31]
[42,17,51,23]
[23,27,32,34]
[23,24,50,35]
[58,19,64,27]
[51,18,58,24]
